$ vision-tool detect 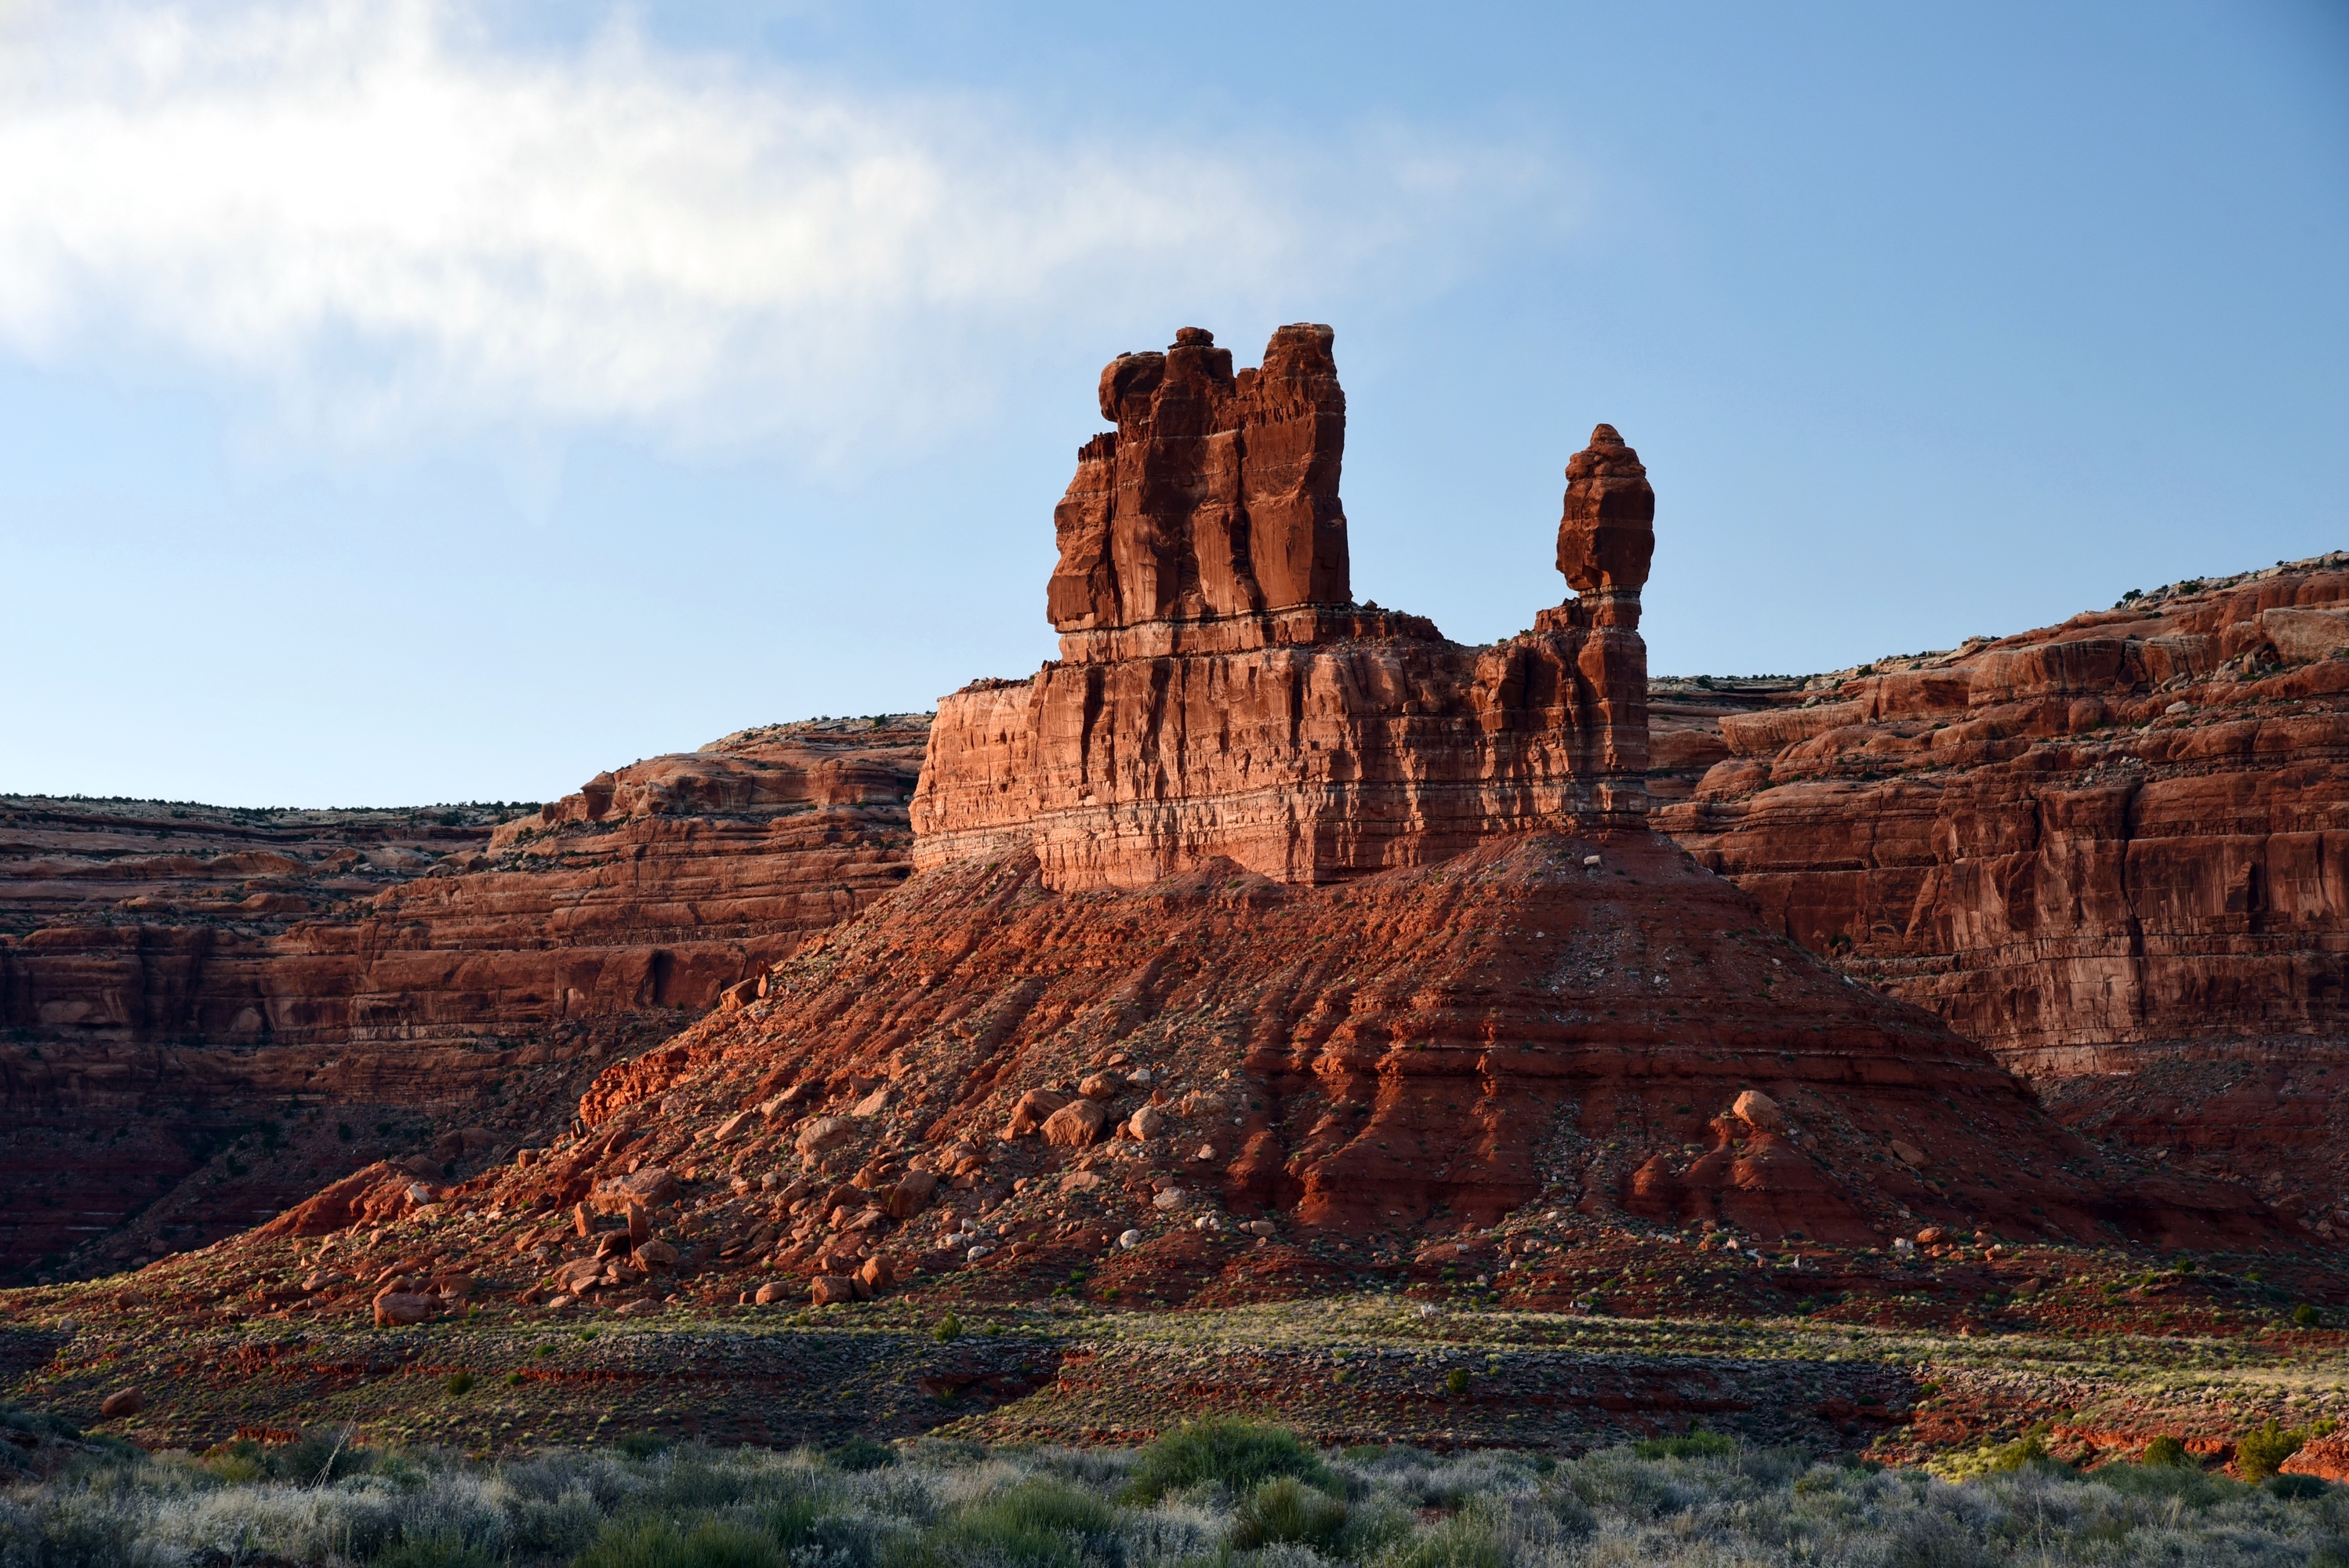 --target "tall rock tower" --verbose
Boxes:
[913,327,1653,888]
